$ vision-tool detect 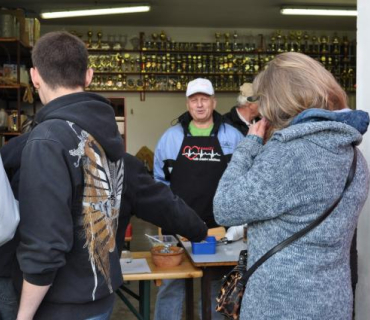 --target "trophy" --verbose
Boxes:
[215,33,221,52]
[320,35,328,54]
[106,76,113,89]
[180,55,186,72]
[107,34,115,49]
[86,30,93,48]
[160,31,167,50]
[332,34,340,54]
[151,33,158,50]
[136,79,144,90]
[115,74,124,89]
[303,32,310,53]
[97,31,102,49]
[118,34,128,50]
[143,34,150,51]
[224,33,231,51]
[311,34,319,53]
[148,75,156,90]
[232,31,238,51]
[296,31,302,52]
[202,55,208,73]
[123,53,130,71]
[114,53,123,71]
[151,55,157,72]
[270,34,276,52]
[342,36,350,63]
[347,68,355,92]
[209,55,215,73]
[130,37,140,50]
[127,78,135,89]
[289,31,296,52]
[276,30,284,52]
[196,55,203,72]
